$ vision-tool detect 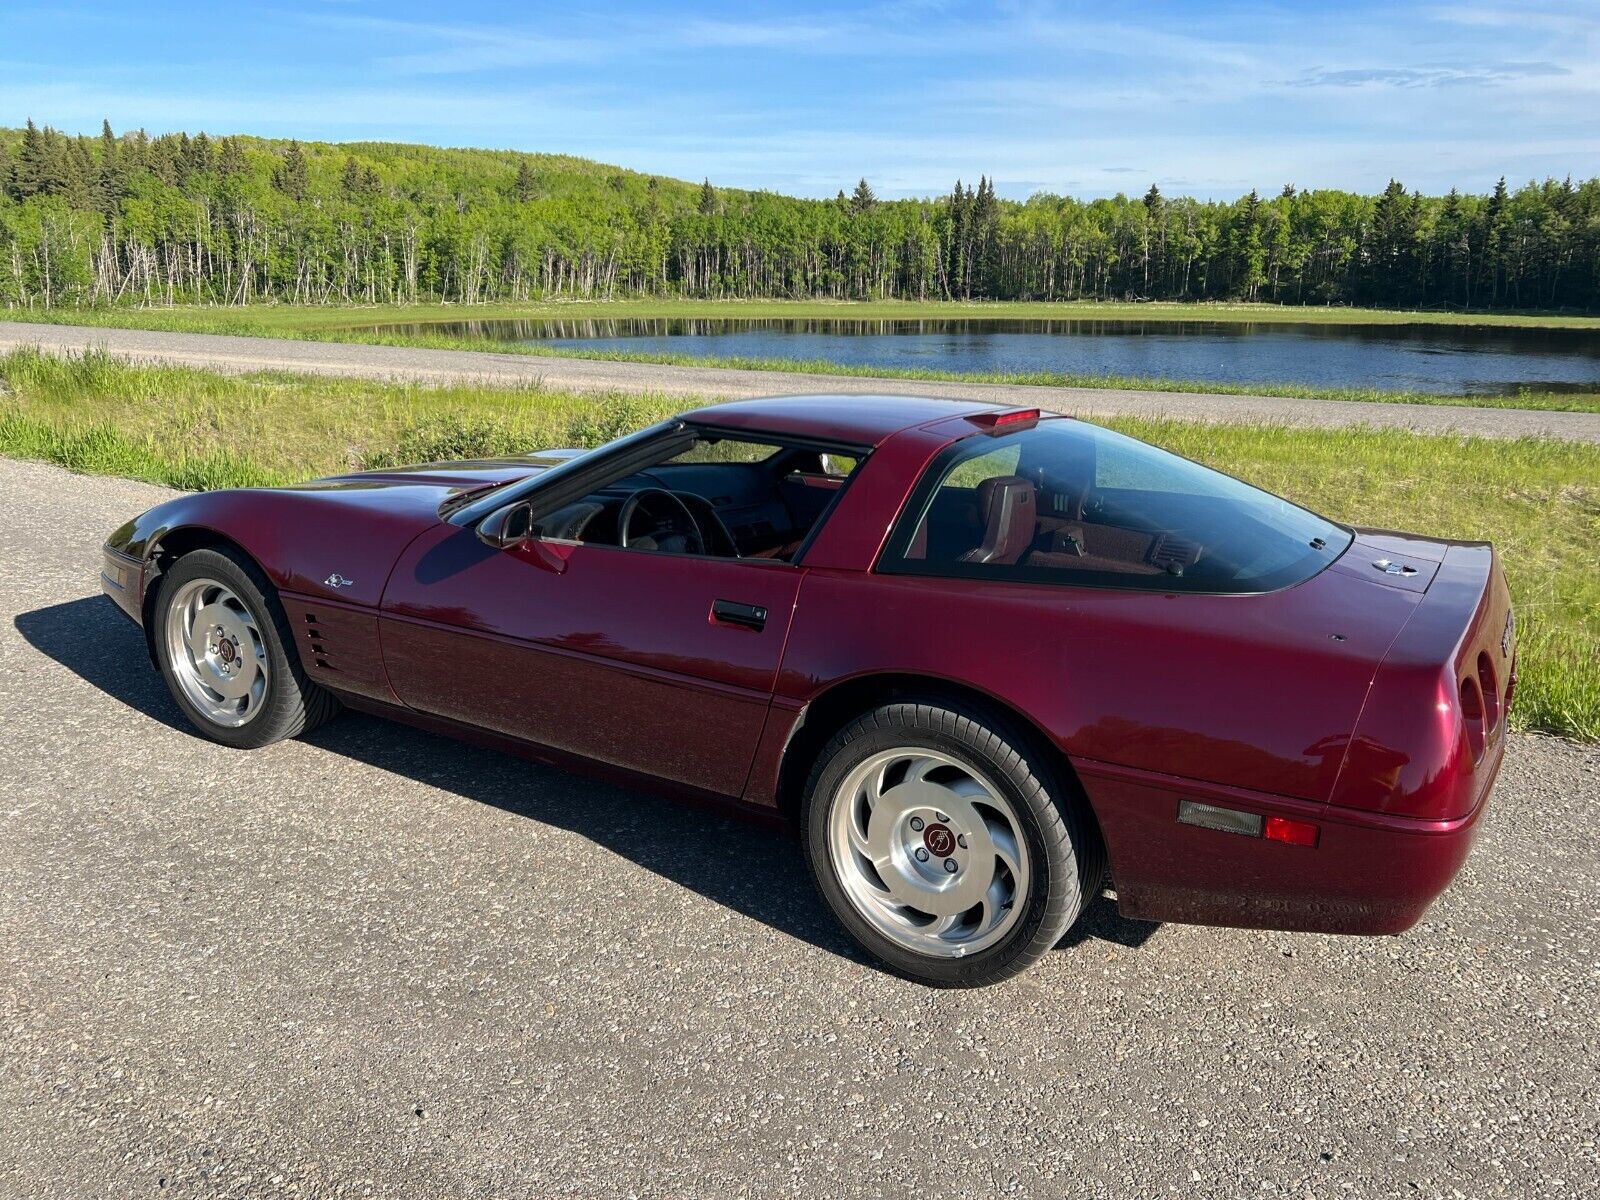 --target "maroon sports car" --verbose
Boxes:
[102,395,1513,986]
